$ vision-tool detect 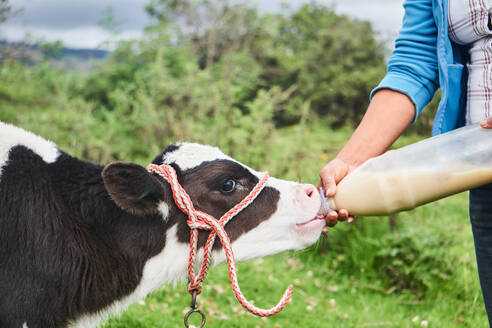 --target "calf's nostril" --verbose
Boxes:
[304,185,315,198]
